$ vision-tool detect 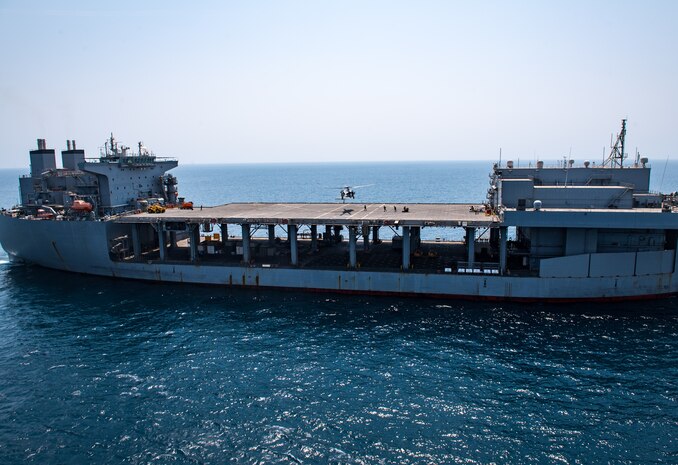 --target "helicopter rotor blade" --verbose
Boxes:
[352,184,374,189]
